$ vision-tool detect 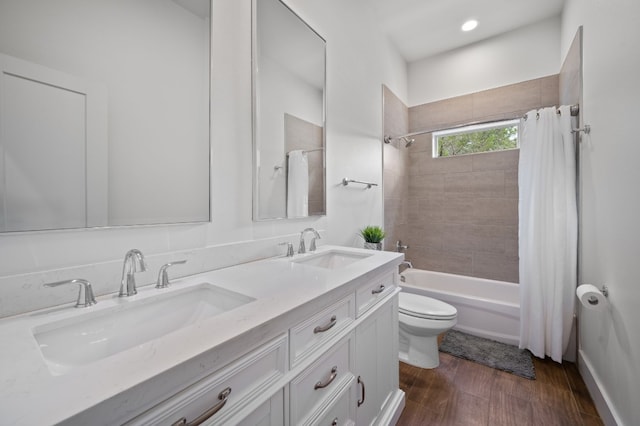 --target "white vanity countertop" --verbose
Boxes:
[0,245,402,425]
